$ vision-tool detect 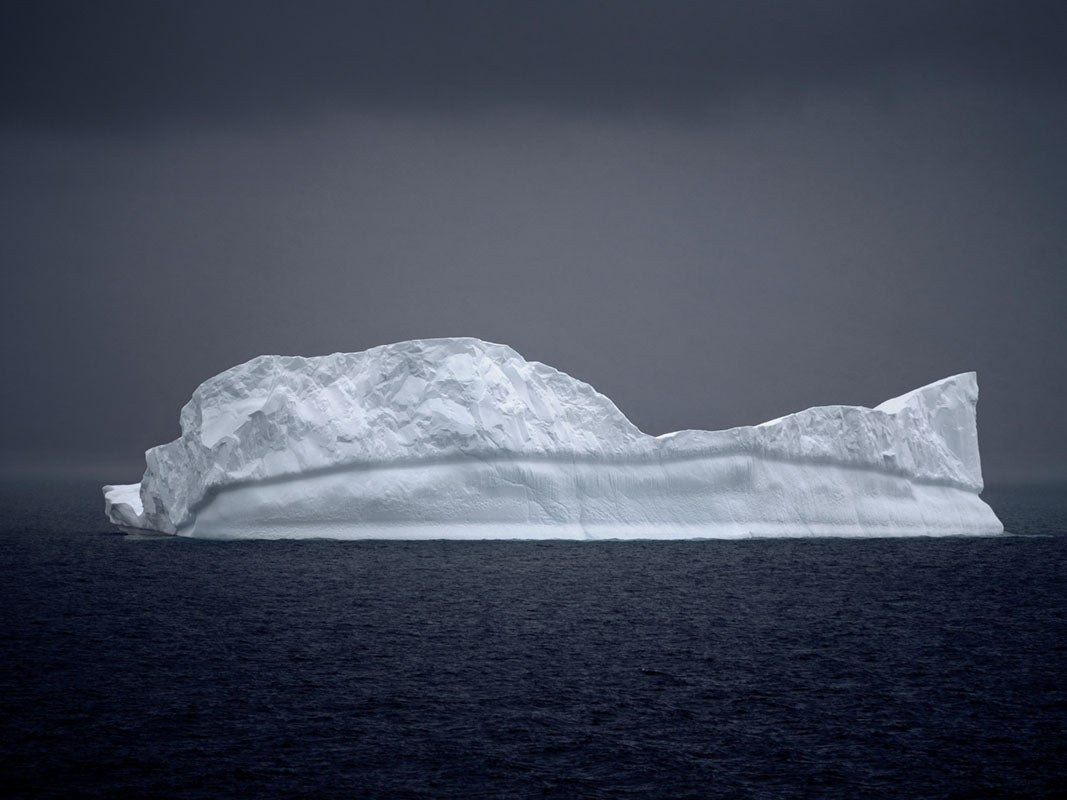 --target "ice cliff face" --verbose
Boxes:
[104,337,1002,538]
